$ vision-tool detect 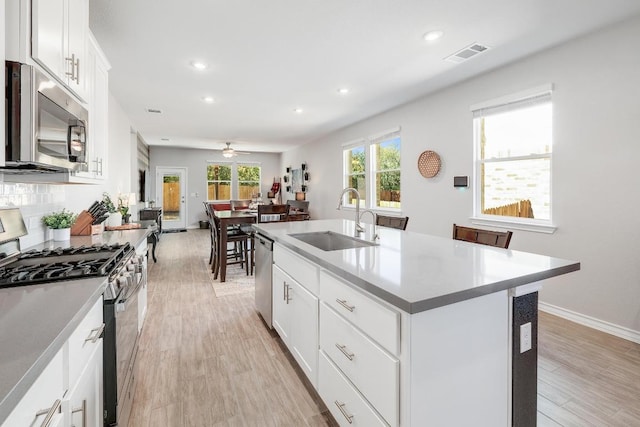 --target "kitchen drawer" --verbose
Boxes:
[68,296,104,387]
[1,348,65,427]
[320,271,399,355]
[318,351,388,427]
[320,303,398,426]
[274,244,319,295]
